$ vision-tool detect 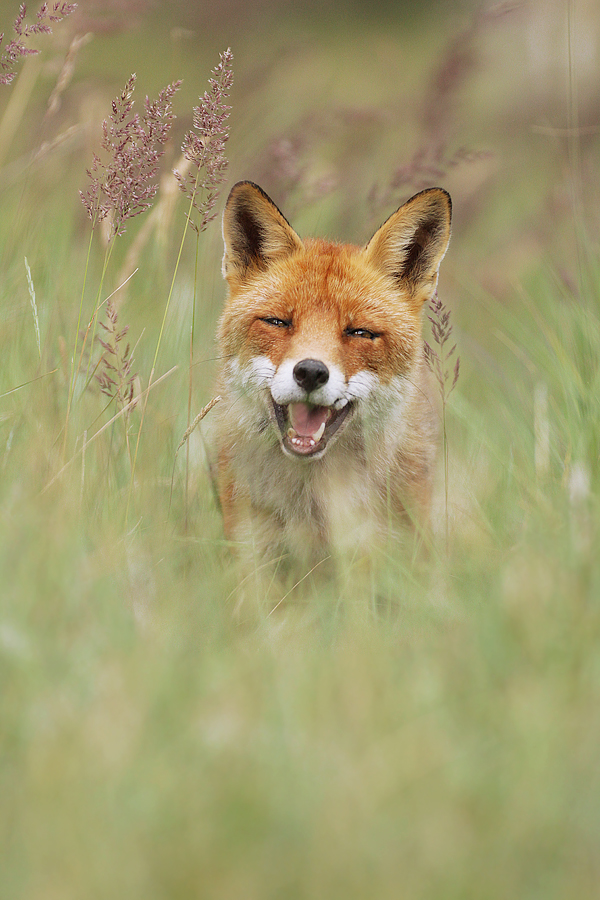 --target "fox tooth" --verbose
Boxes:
[287,427,297,439]
[314,421,326,442]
